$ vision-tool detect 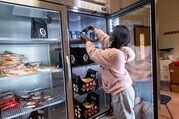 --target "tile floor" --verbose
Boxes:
[160,90,179,119]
